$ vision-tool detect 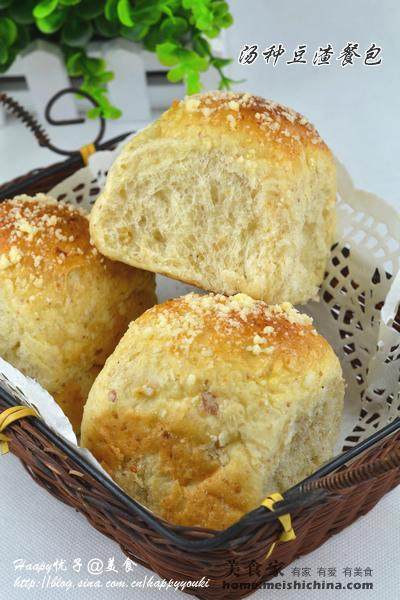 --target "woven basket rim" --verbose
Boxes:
[1,380,399,551]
